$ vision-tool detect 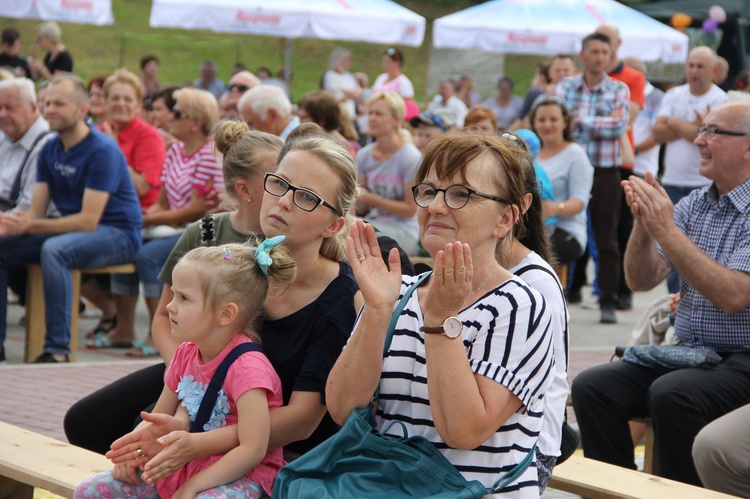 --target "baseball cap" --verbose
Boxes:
[410,112,449,132]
